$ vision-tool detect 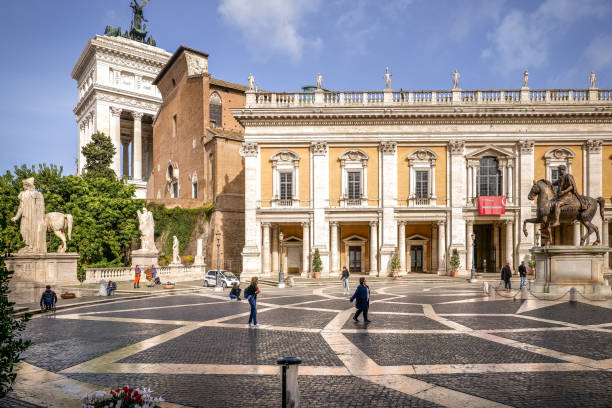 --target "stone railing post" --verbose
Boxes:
[339,92,345,105]
[452,89,461,104]
[383,89,393,105]
[314,89,324,105]
[588,88,599,103]
[520,87,530,103]
[245,90,256,107]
